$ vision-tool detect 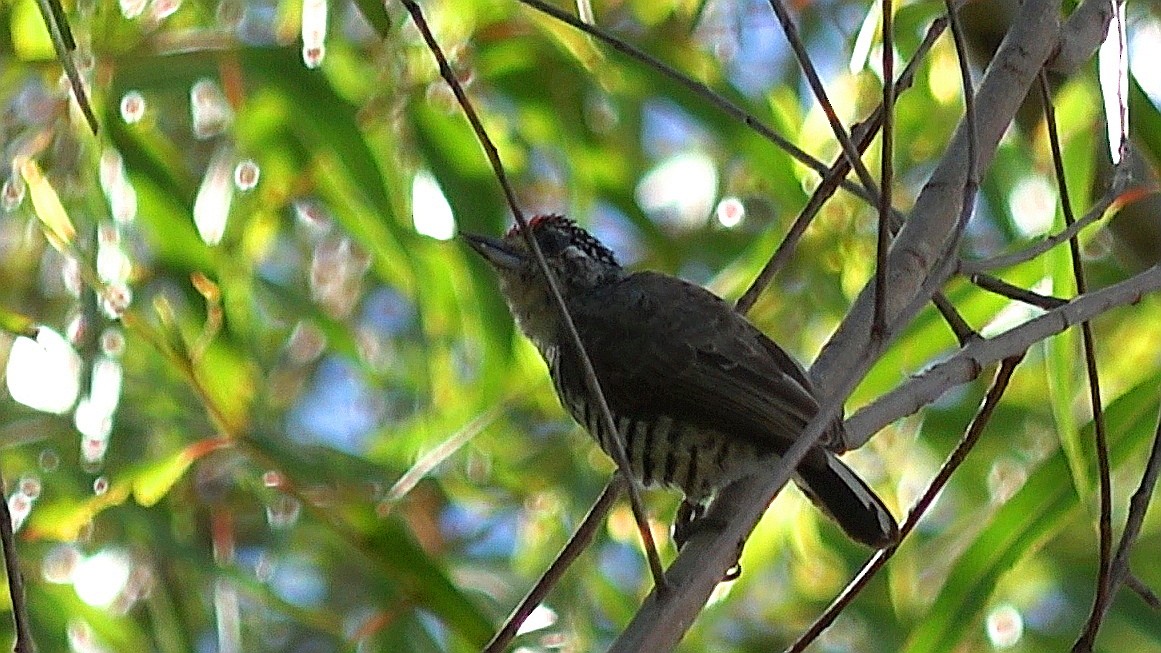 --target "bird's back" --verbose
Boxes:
[547,271,842,498]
